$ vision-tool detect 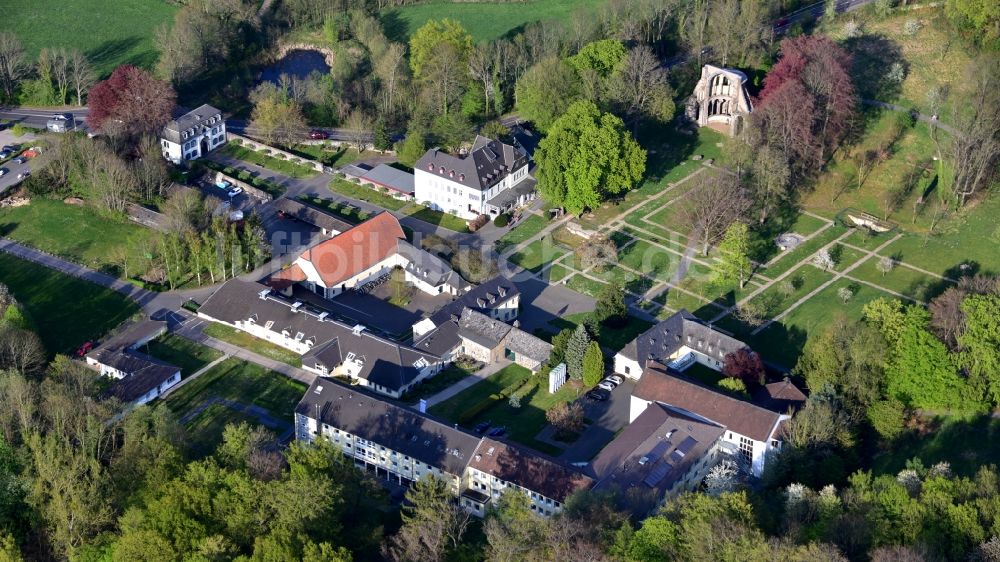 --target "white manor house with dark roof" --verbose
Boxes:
[159,104,227,164]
